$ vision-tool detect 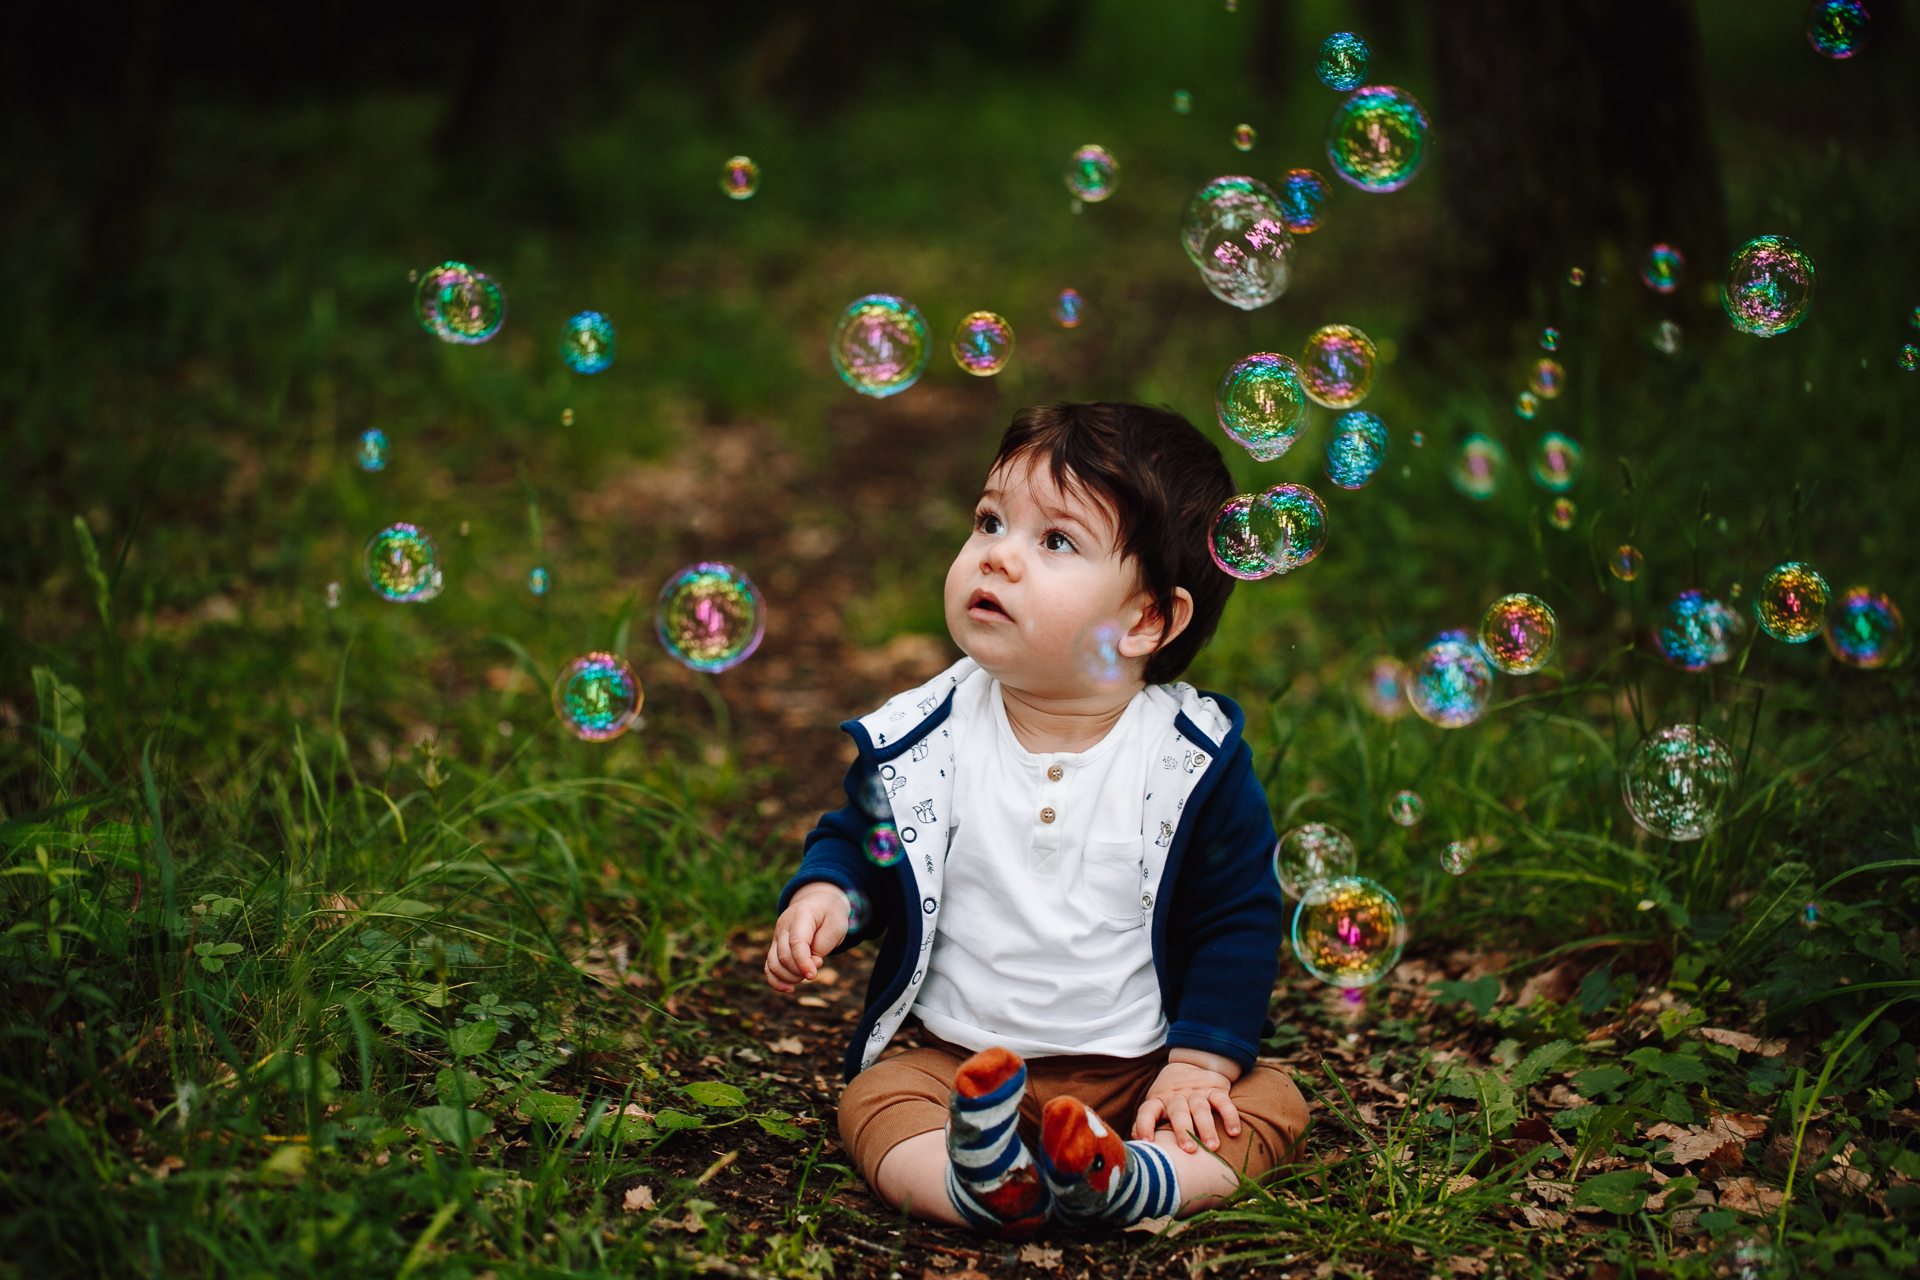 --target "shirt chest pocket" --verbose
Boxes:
[1080,840,1149,928]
